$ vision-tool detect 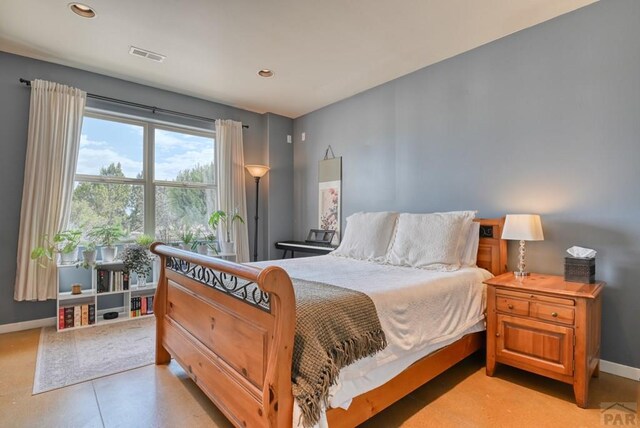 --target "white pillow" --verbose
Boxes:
[331,212,398,261]
[456,213,475,262]
[461,221,481,266]
[386,211,474,270]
